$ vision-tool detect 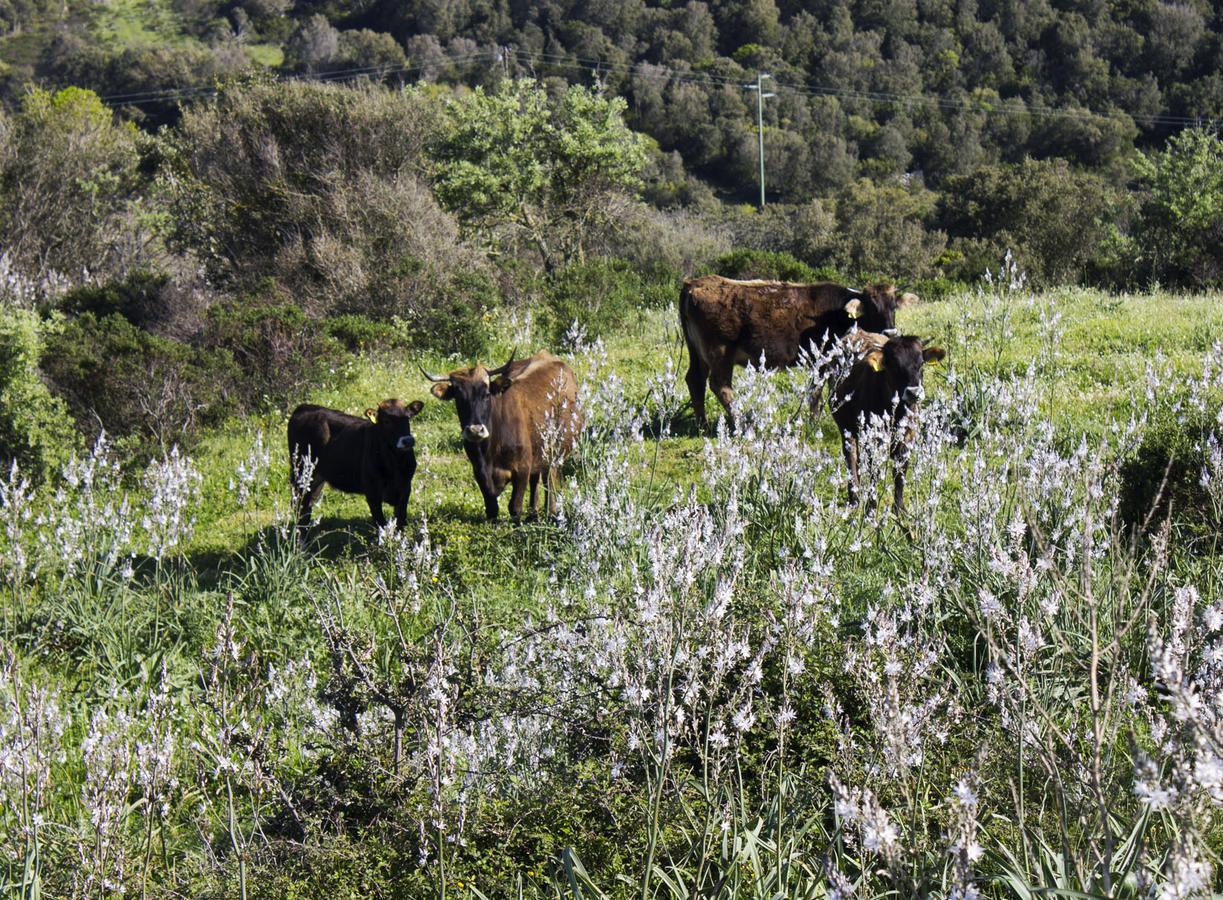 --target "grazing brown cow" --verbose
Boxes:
[423,351,582,521]
[679,275,918,429]
[287,399,424,532]
[831,335,945,514]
